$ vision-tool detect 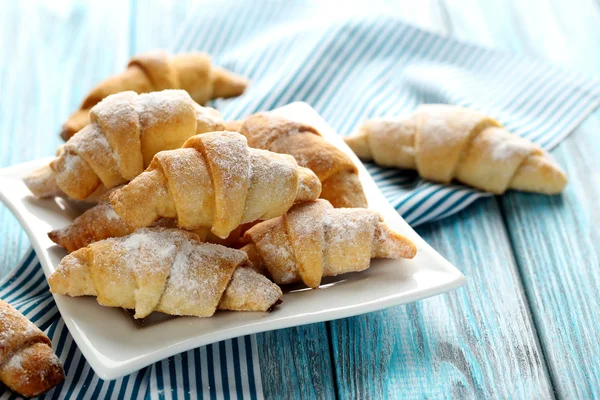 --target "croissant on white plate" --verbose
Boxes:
[47,201,254,253]
[344,104,567,194]
[48,228,282,318]
[241,199,416,288]
[109,131,321,239]
[23,89,224,200]
[227,113,368,208]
